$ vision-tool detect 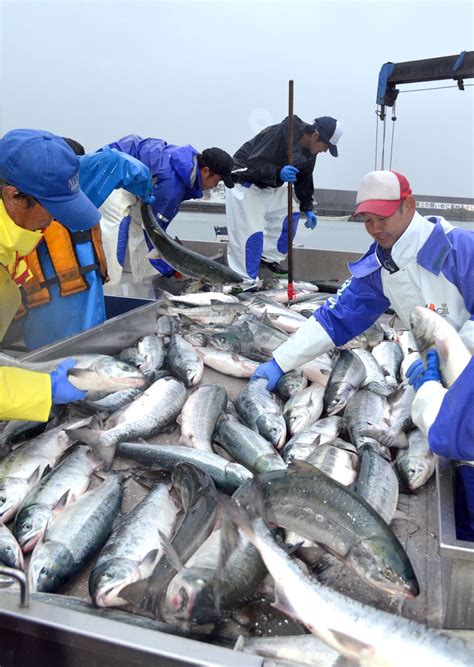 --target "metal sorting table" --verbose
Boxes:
[437,458,474,629]
[0,297,473,663]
